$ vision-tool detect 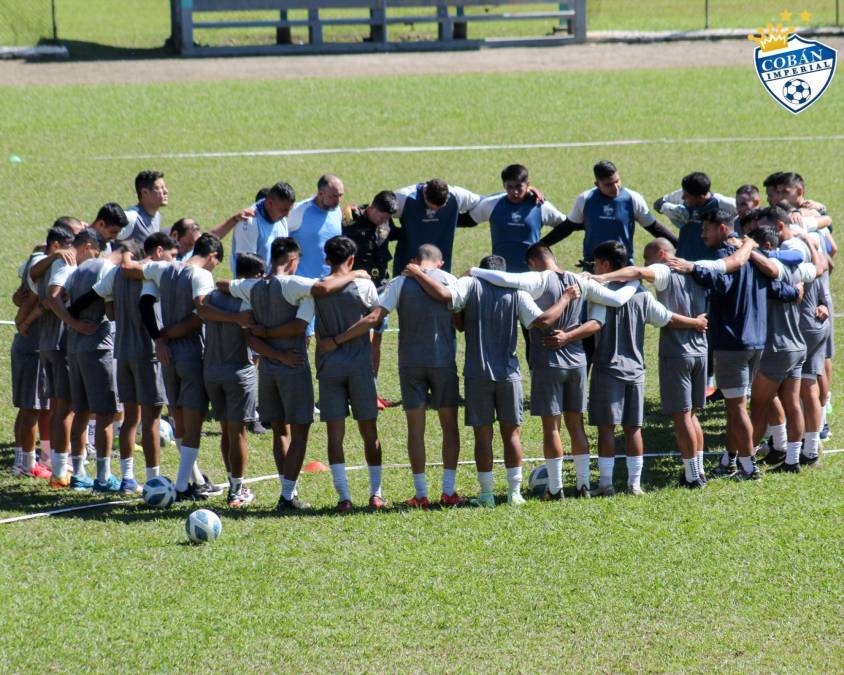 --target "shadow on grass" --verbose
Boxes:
[30,38,175,63]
